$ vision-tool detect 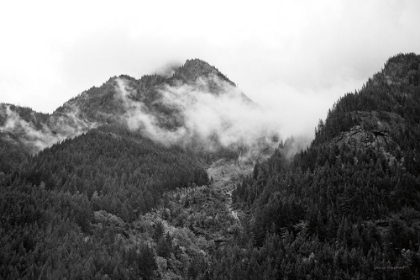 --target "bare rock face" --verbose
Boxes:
[335,110,402,148]
[333,110,403,167]
[334,125,388,149]
[334,125,399,167]
[331,111,403,166]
